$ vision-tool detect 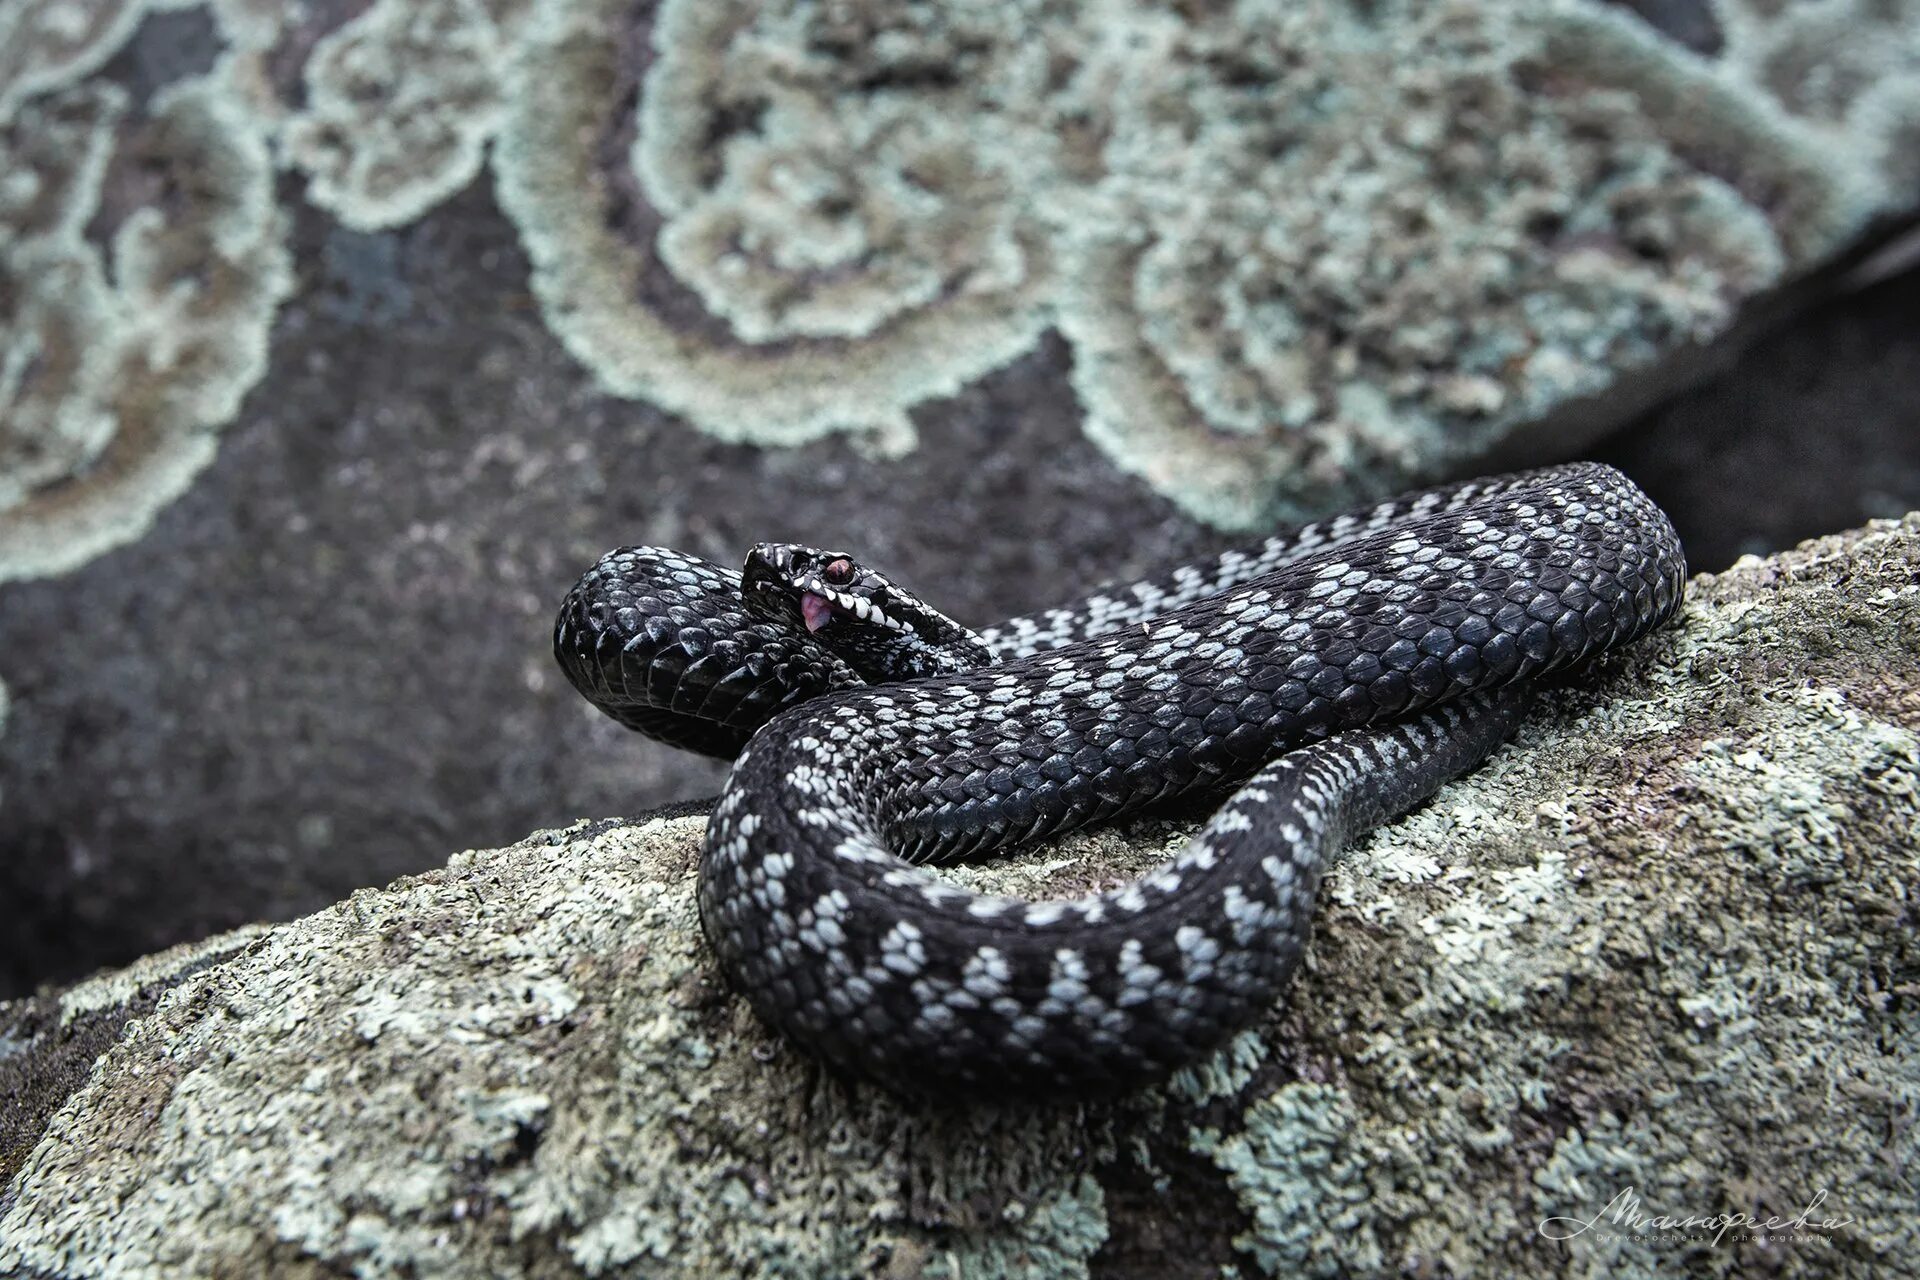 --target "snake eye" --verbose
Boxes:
[823,557,854,585]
